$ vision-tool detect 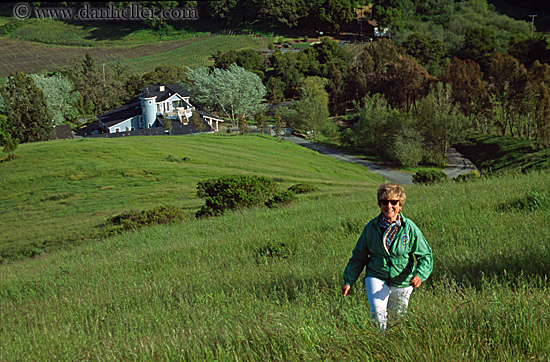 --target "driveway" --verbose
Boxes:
[284,135,477,185]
